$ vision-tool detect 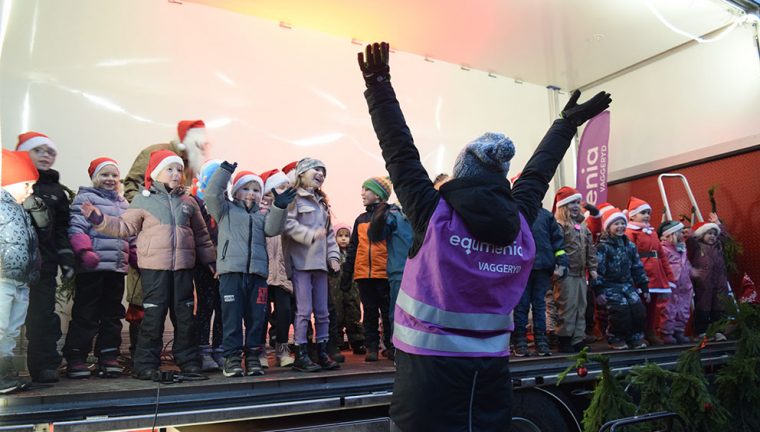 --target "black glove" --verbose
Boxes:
[583,203,600,217]
[357,42,390,88]
[272,187,297,209]
[340,272,354,292]
[560,90,612,127]
[220,160,238,173]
